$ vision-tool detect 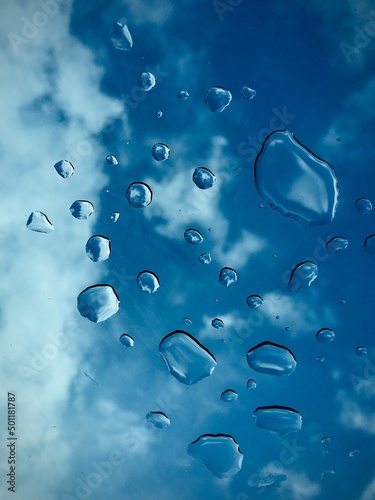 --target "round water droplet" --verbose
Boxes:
[247,378,257,390]
[205,86,232,112]
[288,261,318,291]
[77,284,120,323]
[110,212,120,222]
[241,86,256,100]
[246,295,263,309]
[151,143,170,161]
[316,328,335,343]
[26,211,54,233]
[198,251,211,264]
[183,317,192,326]
[109,22,133,51]
[316,357,326,362]
[137,271,160,293]
[156,111,163,118]
[54,159,74,178]
[364,234,375,254]
[126,182,152,208]
[253,406,302,435]
[106,154,118,165]
[212,318,224,329]
[85,235,111,262]
[255,131,339,225]
[192,167,216,190]
[321,436,331,445]
[355,346,367,356]
[139,72,156,91]
[159,330,217,385]
[146,411,170,428]
[70,200,94,219]
[219,267,238,287]
[177,90,189,100]
[247,341,297,376]
[355,198,372,215]
[119,334,134,347]
[221,389,238,402]
[187,434,243,478]
[338,298,346,305]
[326,236,349,254]
[184,228,203,245]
